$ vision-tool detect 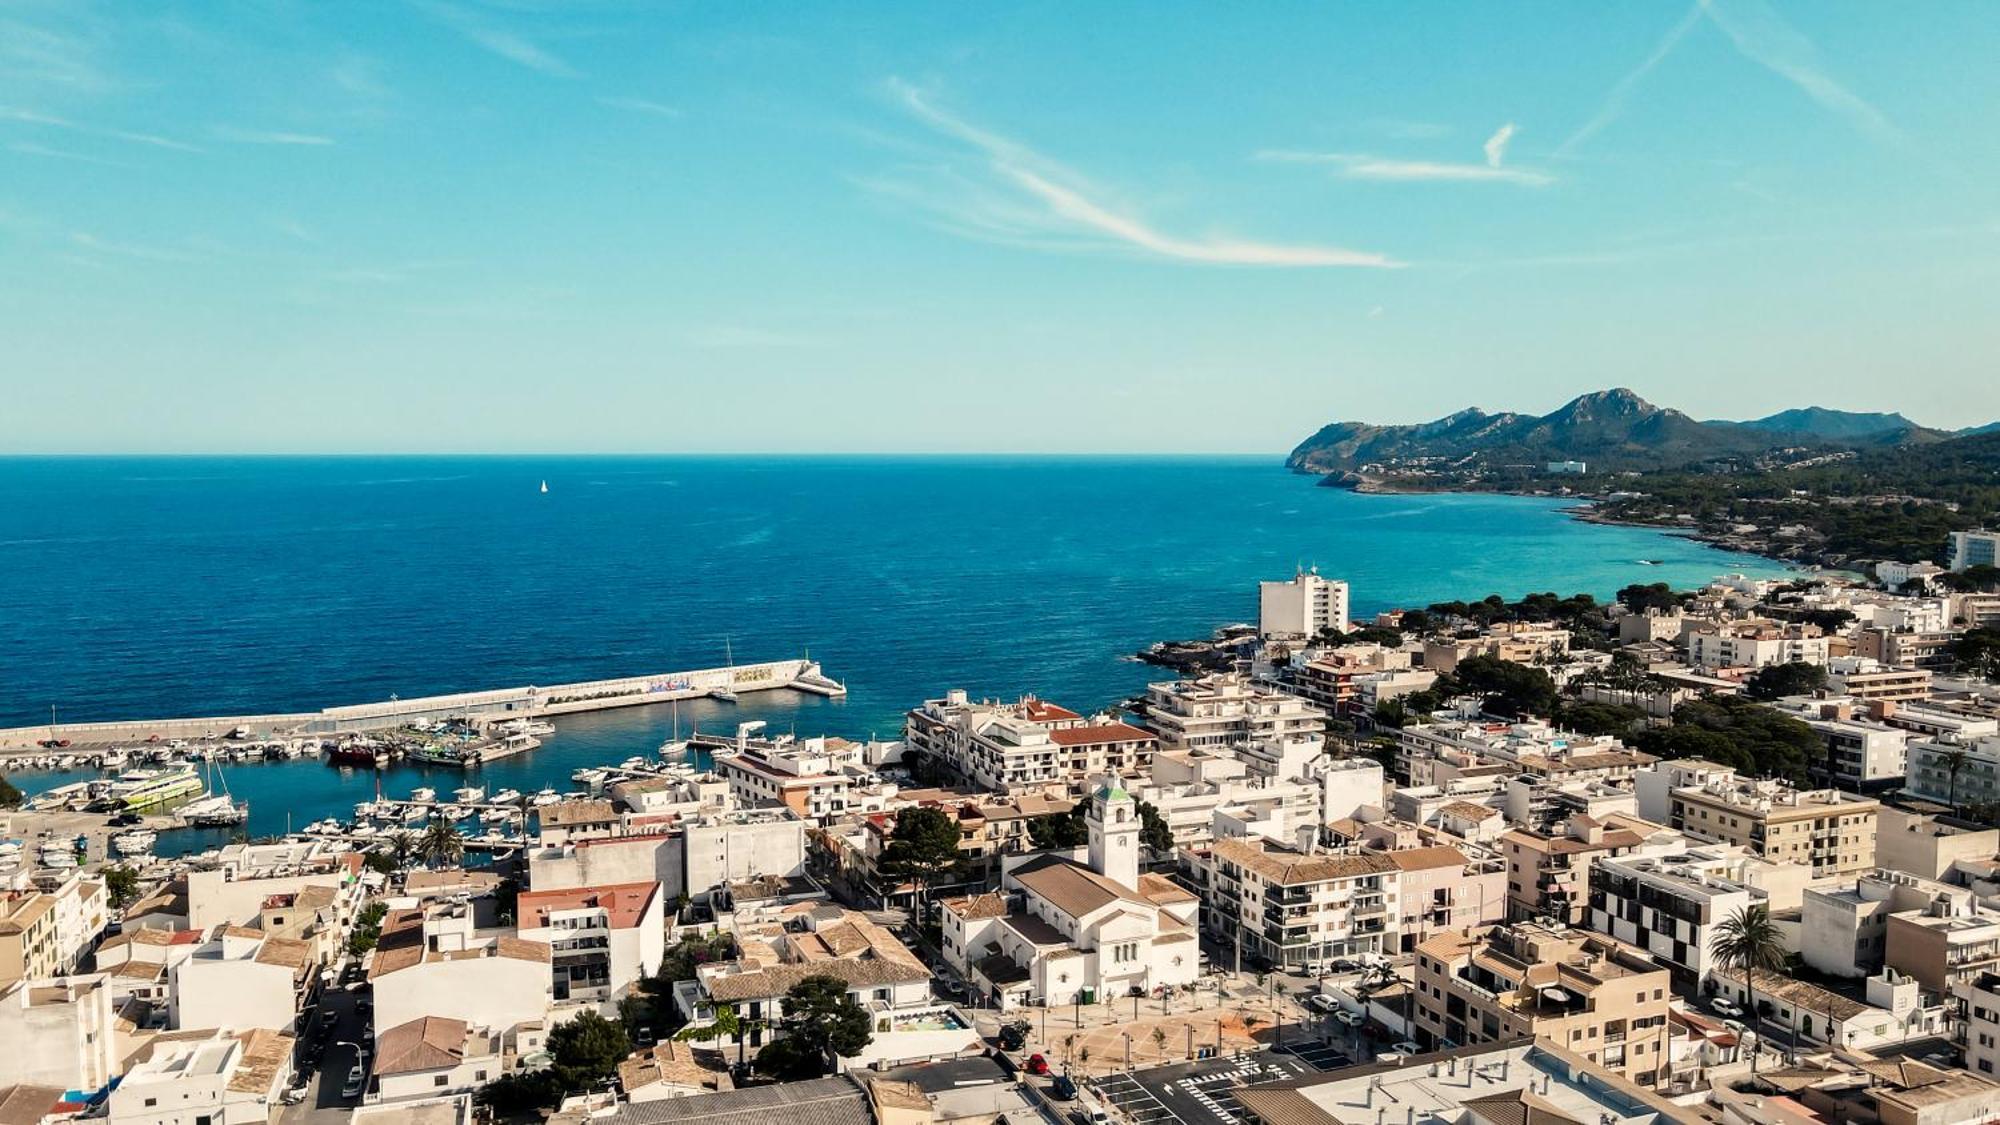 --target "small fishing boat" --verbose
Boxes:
[411,787,437,803]
[481,807,518,825]
[400,805,428,824]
